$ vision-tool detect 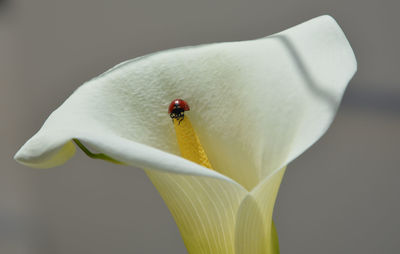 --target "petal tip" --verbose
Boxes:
[14,139,76,169]
[320,14,358,71]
